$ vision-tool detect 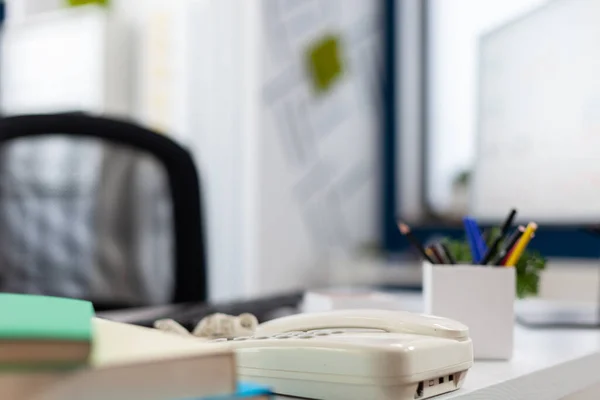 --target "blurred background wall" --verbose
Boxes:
[0,0,384,301]
[4,0,600,305]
